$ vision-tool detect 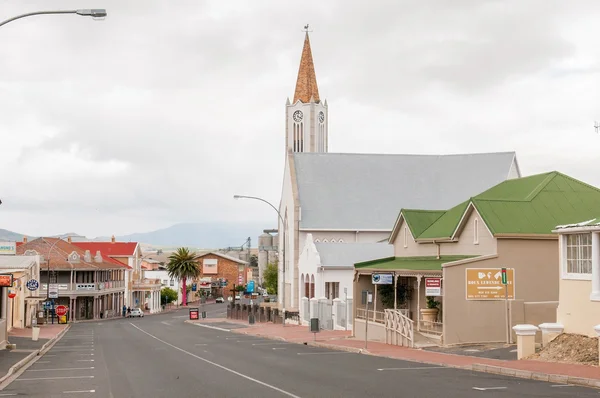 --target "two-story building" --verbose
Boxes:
[74,238,162,313]
[18,237,129,321]
[195,252,249,299]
